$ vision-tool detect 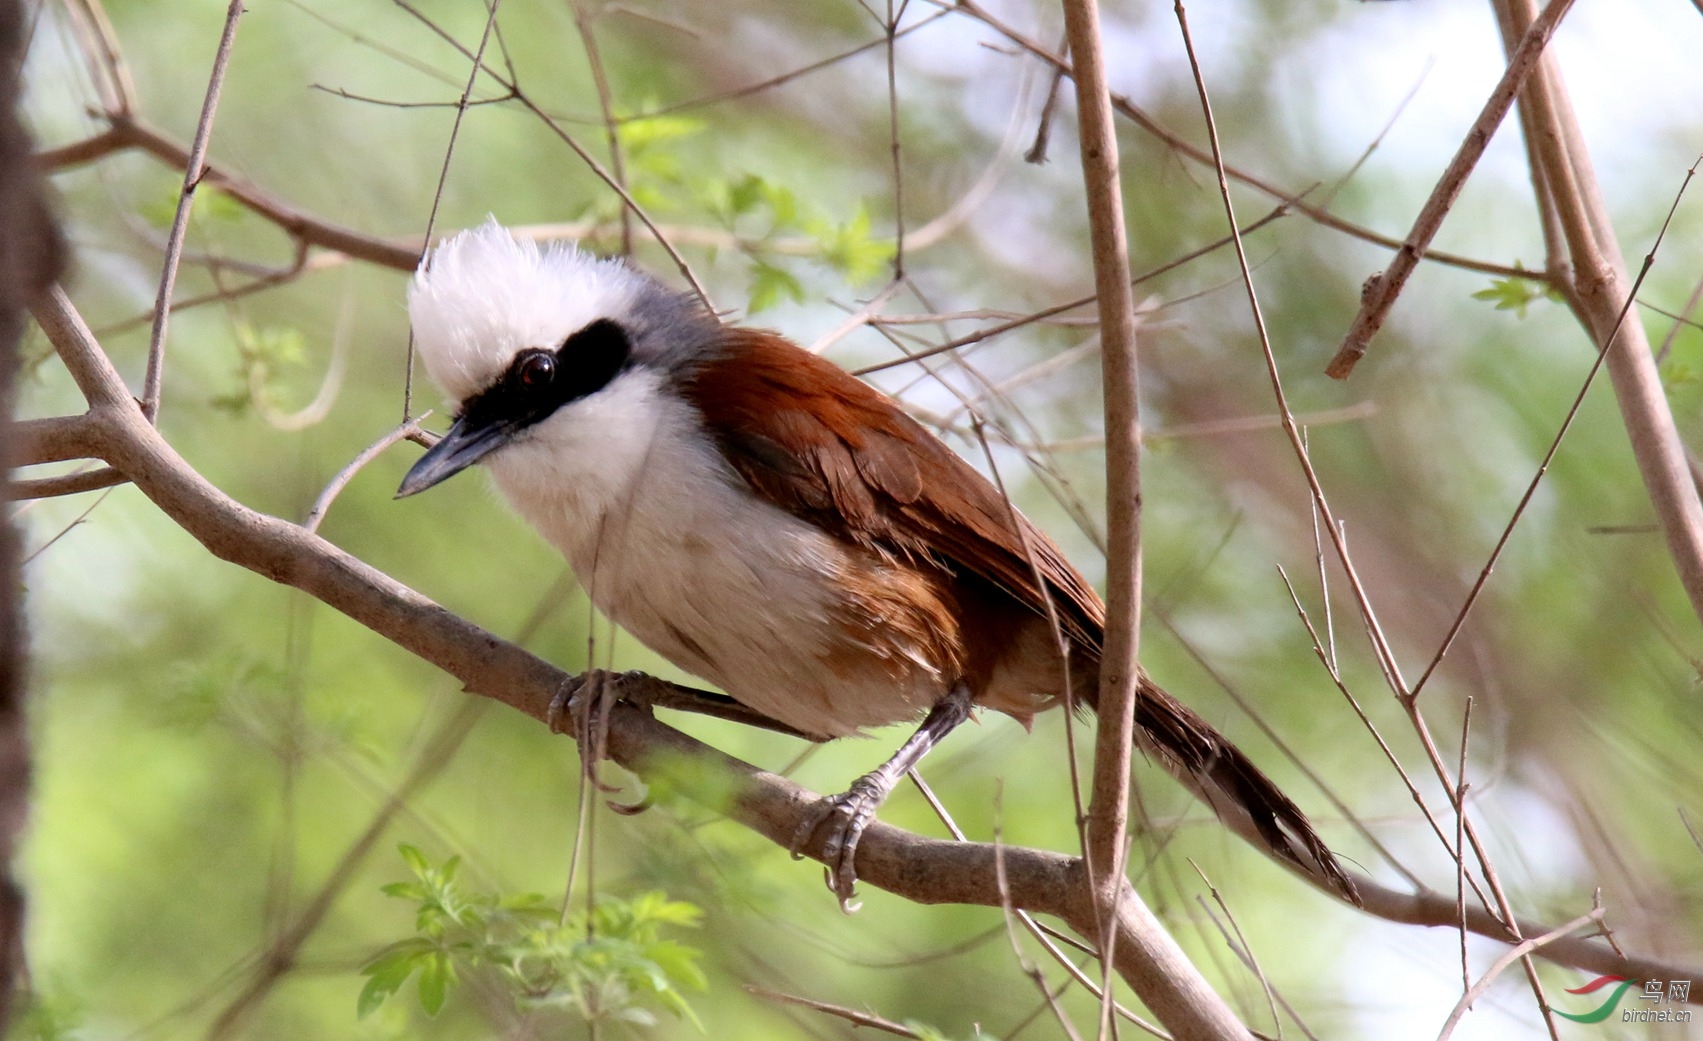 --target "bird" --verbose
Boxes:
[396,219,1358,908]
